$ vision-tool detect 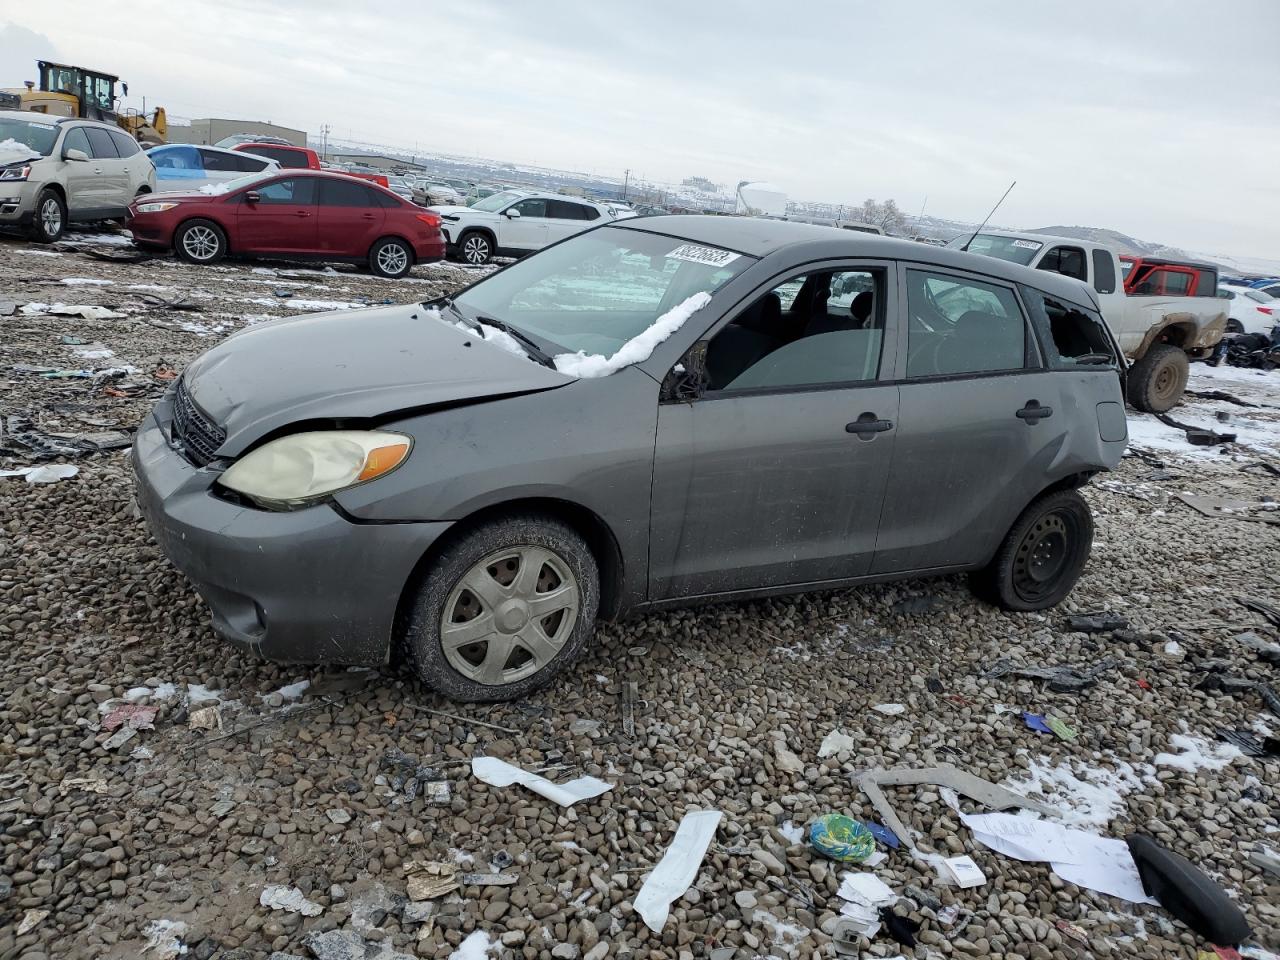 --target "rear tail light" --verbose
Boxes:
[415,213,441,229]
[1259,307,1274,315]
